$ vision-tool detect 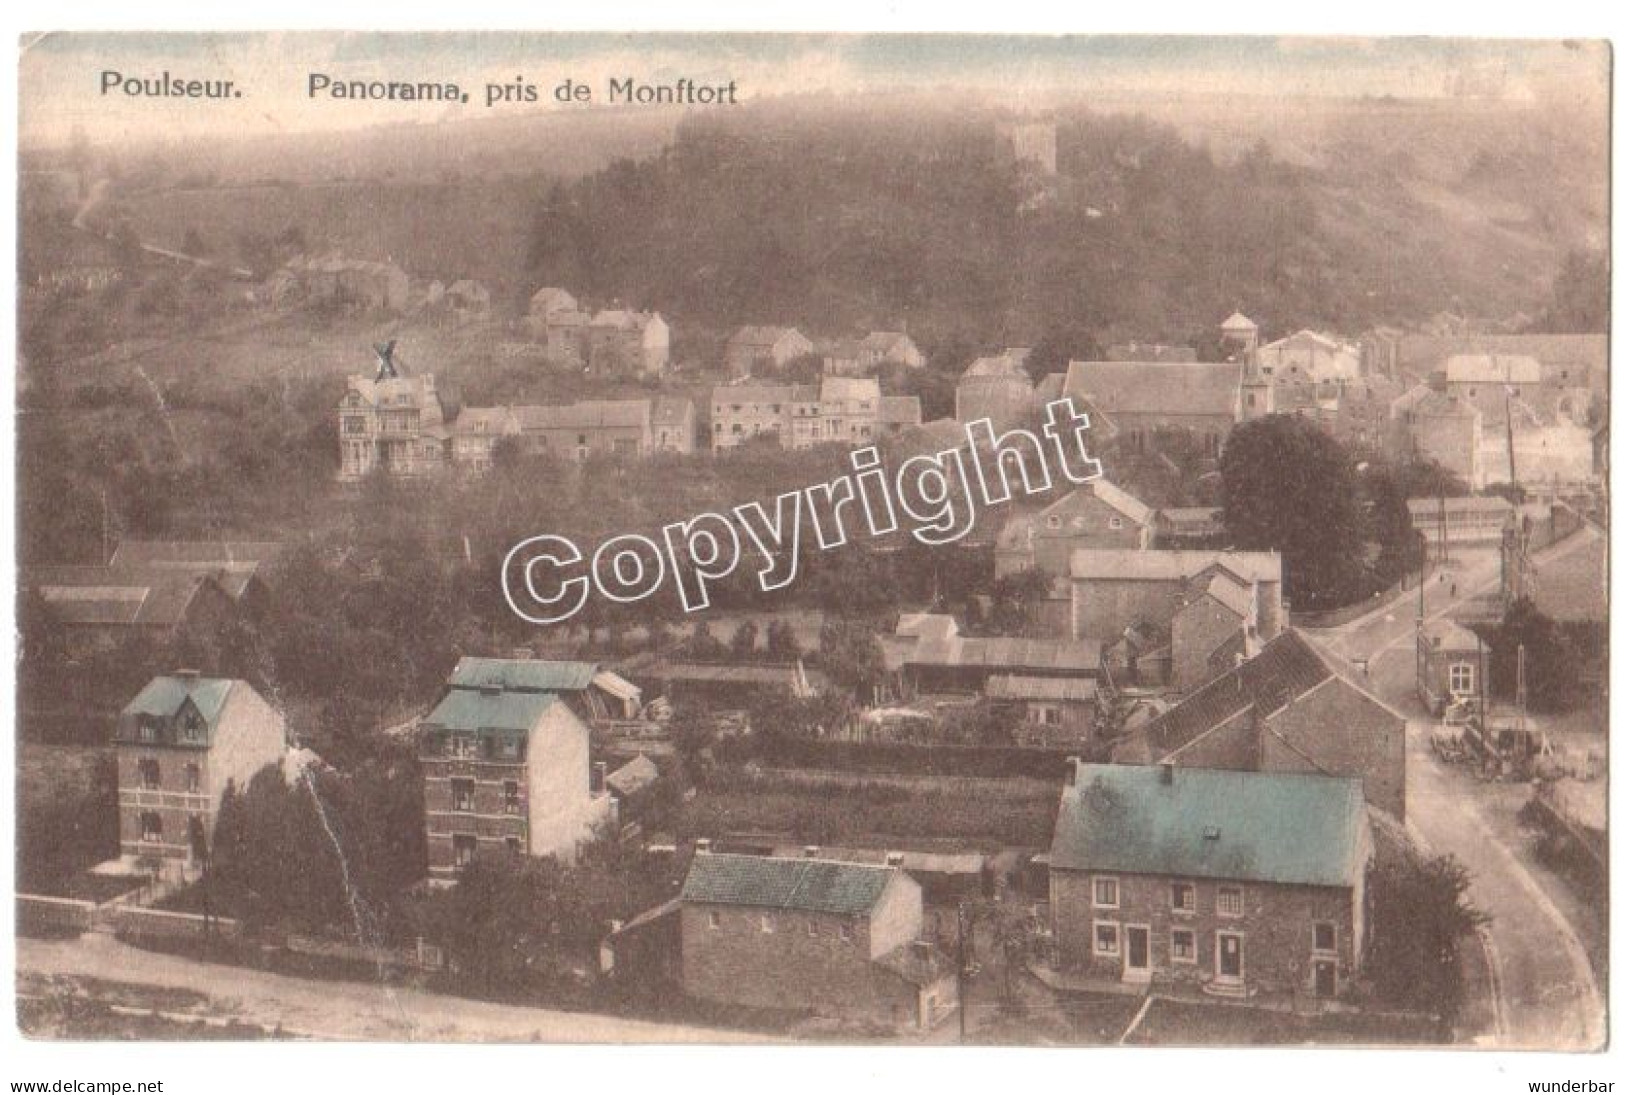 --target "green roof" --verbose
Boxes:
[448,657,598,693]
[1049,764,1366,888]
[122,675,236,727]
[423,687,558,733]
[682,853,896,916]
